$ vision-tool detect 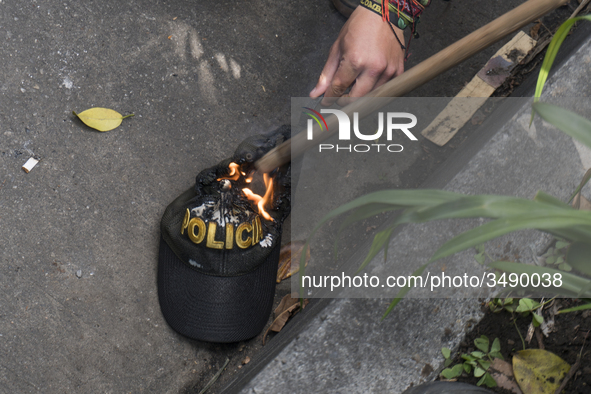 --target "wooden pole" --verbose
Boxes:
[255,0,568,172]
